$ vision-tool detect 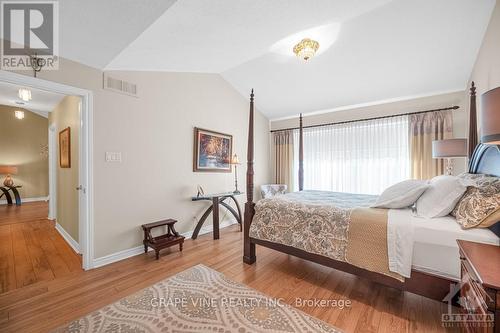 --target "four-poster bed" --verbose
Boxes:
[243,85,500,301]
